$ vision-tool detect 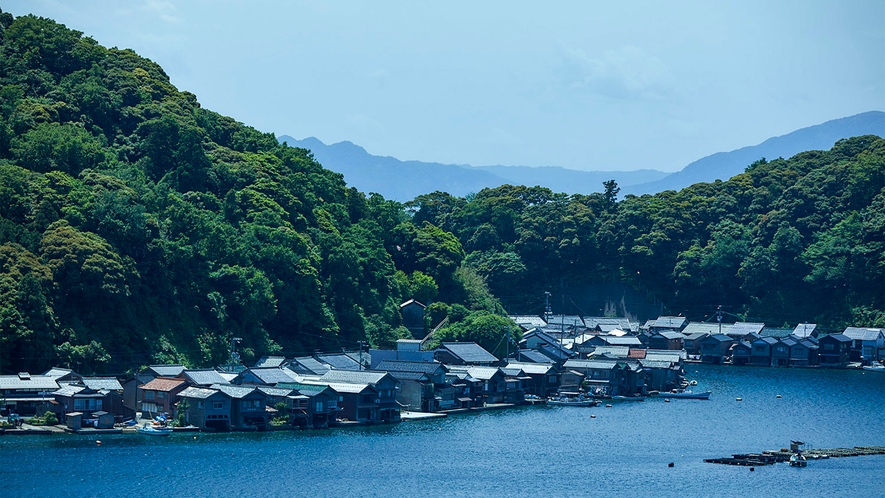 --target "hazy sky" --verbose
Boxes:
[4,1,884,172]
